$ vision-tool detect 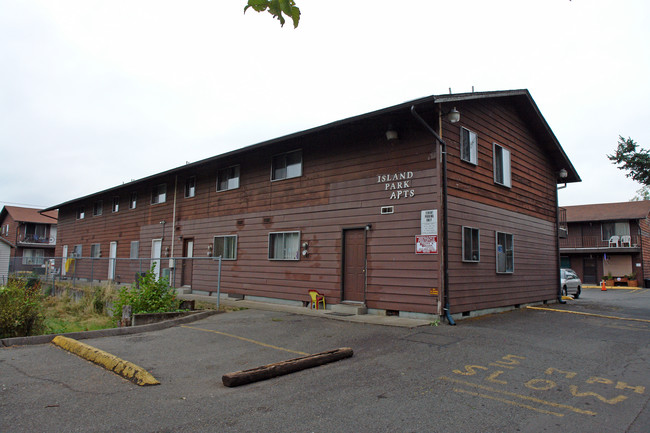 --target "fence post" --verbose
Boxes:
[217,256,222,310]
